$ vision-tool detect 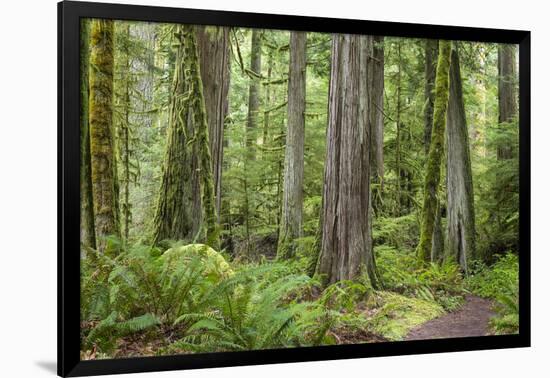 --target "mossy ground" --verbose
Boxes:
[367,291,445,341]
